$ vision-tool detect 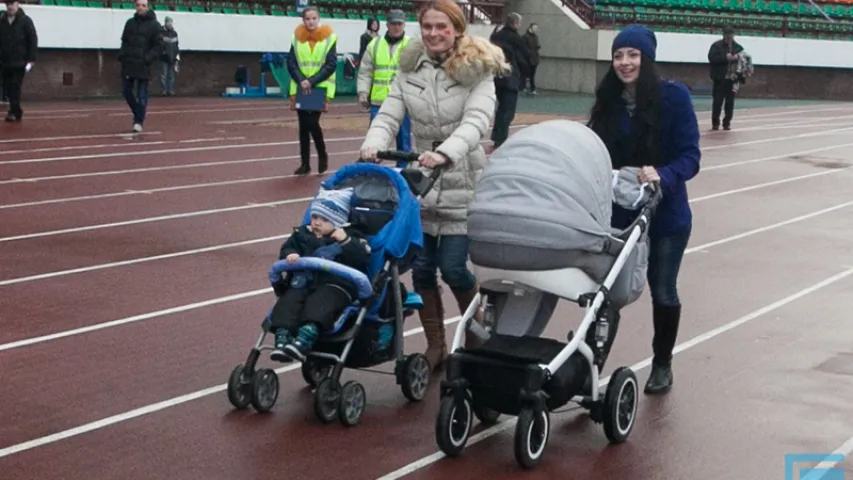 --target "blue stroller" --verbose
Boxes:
[226,151,443,426]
